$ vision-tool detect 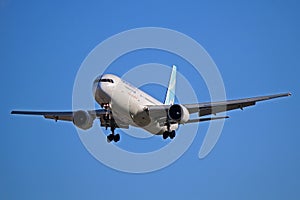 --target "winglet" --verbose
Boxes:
[164,65,177,105]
